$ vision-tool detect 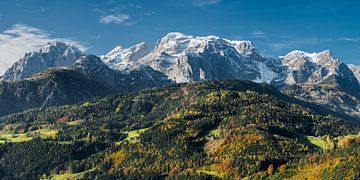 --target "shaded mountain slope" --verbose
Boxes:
[0,55,171,116]
[0,68,113,116]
